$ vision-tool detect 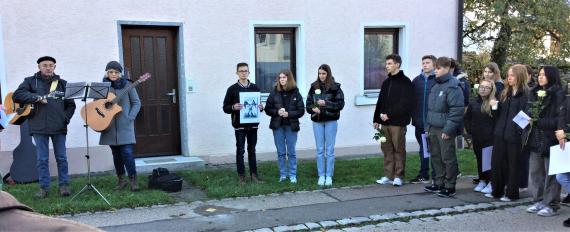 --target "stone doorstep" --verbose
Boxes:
[263,199,532,232]
[135,155,205,173]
